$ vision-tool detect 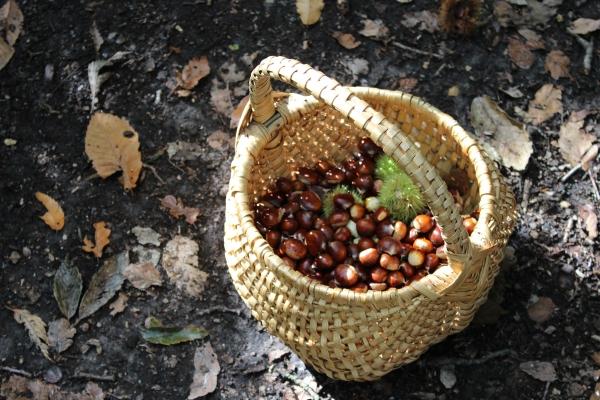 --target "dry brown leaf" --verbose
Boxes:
[526,84,562,125]
[470,96,533,170]
[176,56,210,91]
[210,79,233,116]
[558,111,594,167]
[35,192,65,231]
[1,0,23,46]
[578,203,598,240]
[11,308,51,360]
[568,18,600,35]
[494,1,558,28]
[85,112,143,190]
[519,361,557,382]
[109,292,128,316]
[295,0,324,25]
[332,31,361,49]
[219,61,245,84]
[401,10,439,33]
[0,37,14,70]
[527,297,555,323]
[230,95,249,129]
[160,195,201,224]
[47,318,76,353]
[358,19,389,40]
[189,342,220,399]
[0,375,104,400]
[82,221,111,258]
[207,130,233,151]
[162,236,208,297]
[507,37,535,69]
[124,262,162,290]
[518,28,544,49]
[544,50,570,80]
